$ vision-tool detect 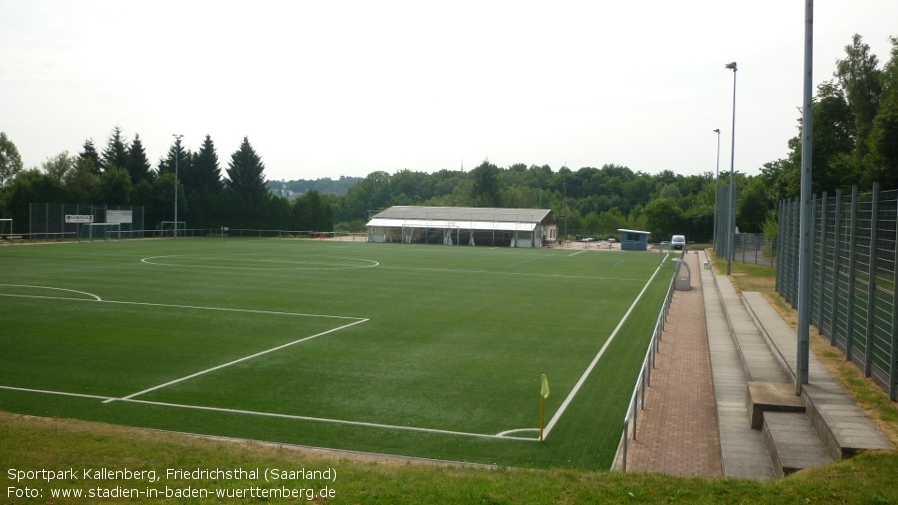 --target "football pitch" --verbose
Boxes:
[0,238,674,469]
